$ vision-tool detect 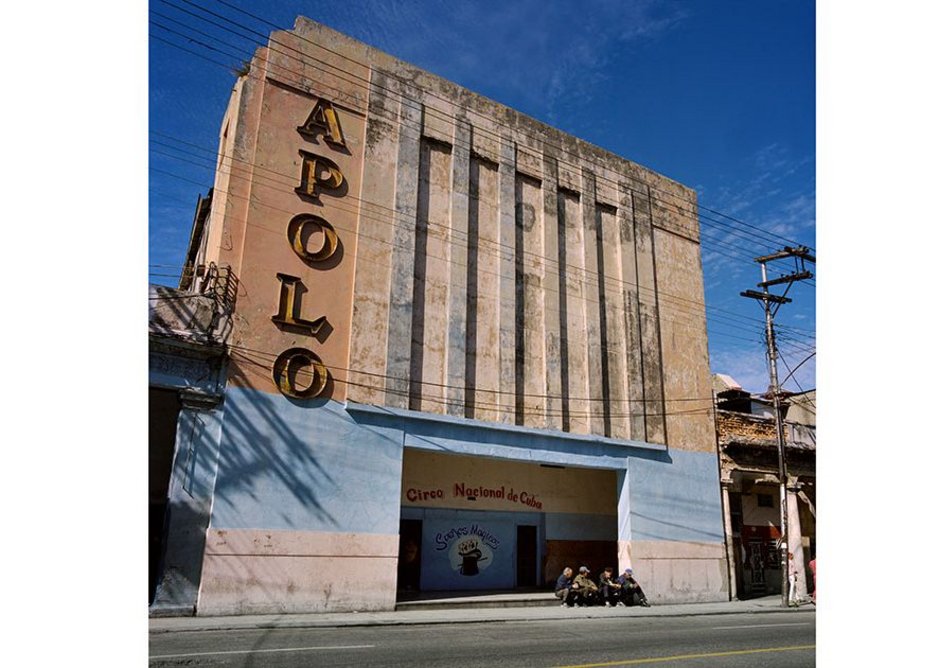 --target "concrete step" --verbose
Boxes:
[395,590,558,611]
